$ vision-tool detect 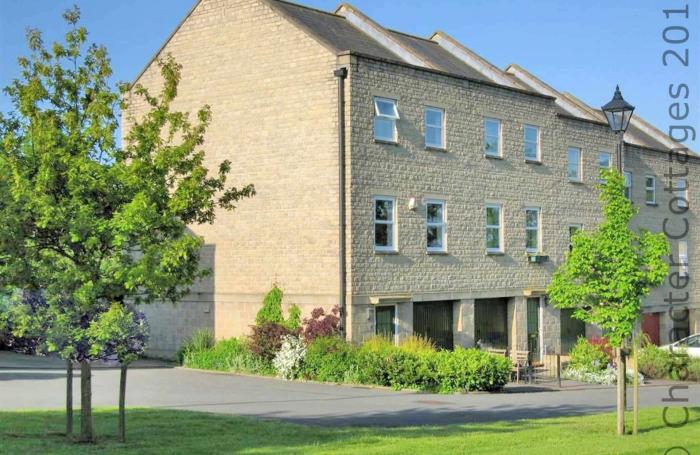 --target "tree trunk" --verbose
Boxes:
[79,361,94,443]
[66,359,73,437]
[119,364,127,443]
[616,347,625,436]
